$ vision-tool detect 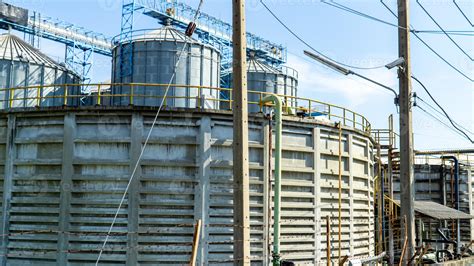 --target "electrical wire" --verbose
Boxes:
[416,95,474,135]
[415,104,469,141]
[414,30,474,36]
[411,75,474,143]
[380,0,473,36]
[95,1,205,265]
[259,0,388,70]
[323,0,407,30]
[410,33,473,82]
[380,0,474,83]
[416,0,473,61]
[453,0,474,27]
